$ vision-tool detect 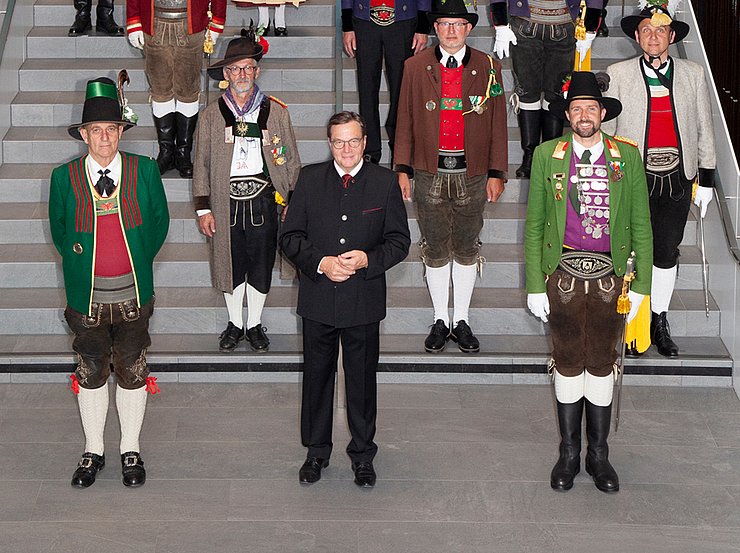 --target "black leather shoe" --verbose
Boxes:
[275,26,288,36]
[651,311,679,357]
[121,451,146,487]
[450,320,480,353]
[299,456,329,484]
[219,322,244,352]
[246,324,270,352]
[625,340,642,358]
[424,319,450,353]
[71,452,105,488]
[351,461,376,488]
